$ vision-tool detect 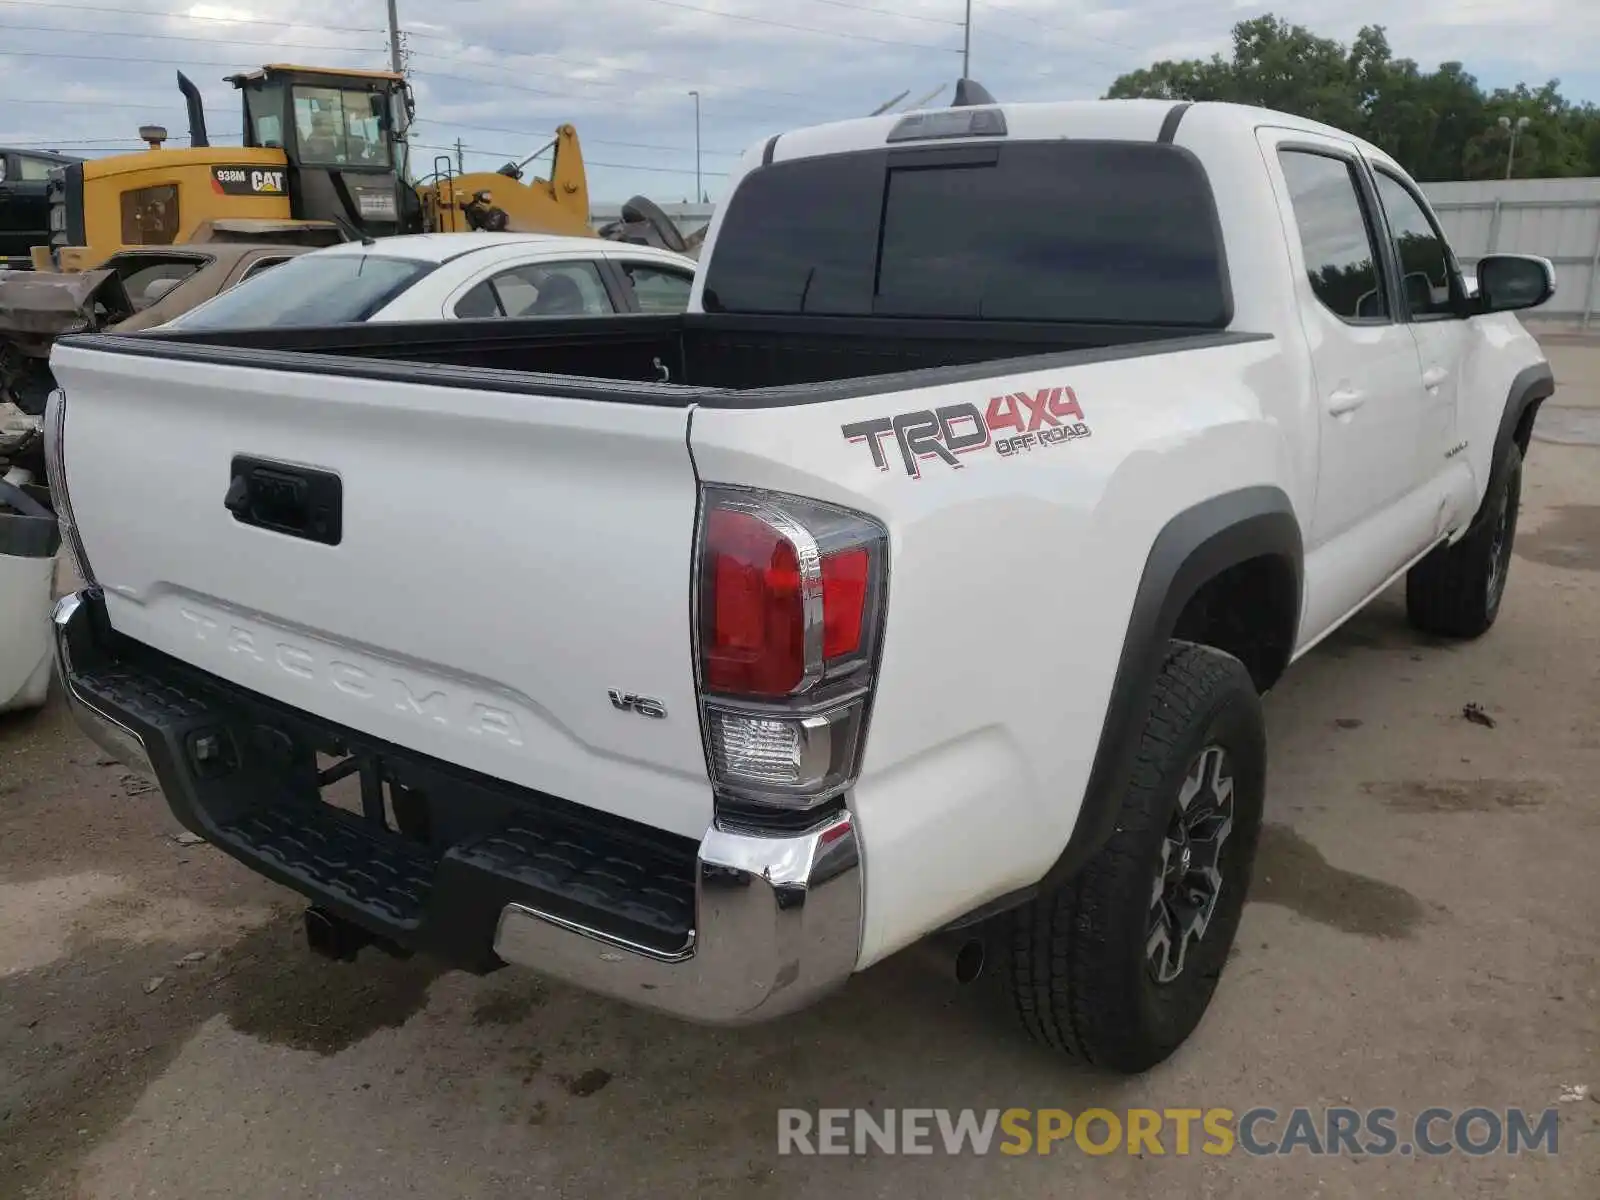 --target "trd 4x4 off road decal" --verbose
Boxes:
[842,386,1092,479]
